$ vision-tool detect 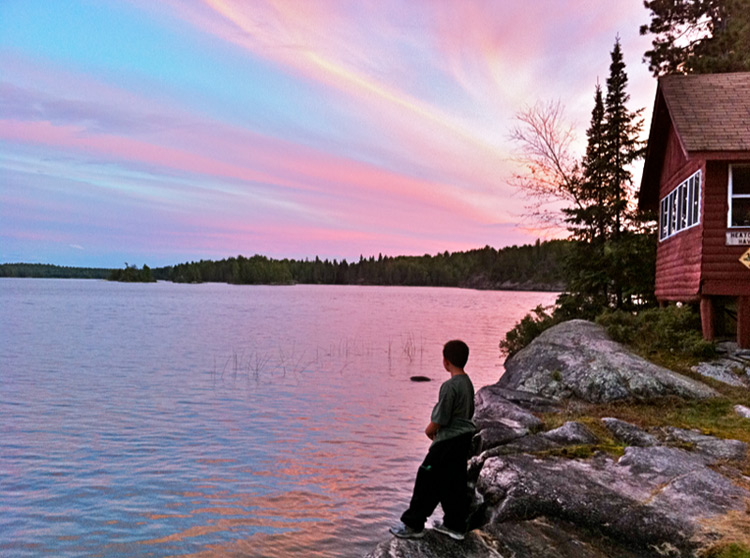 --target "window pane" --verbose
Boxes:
[731,198,750,227]
[733,166,750,195]
[660,198,668,239]
[691,175,700,225]
[670,191,678,234]
[687,178,694,227]
[680,182,690,230]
